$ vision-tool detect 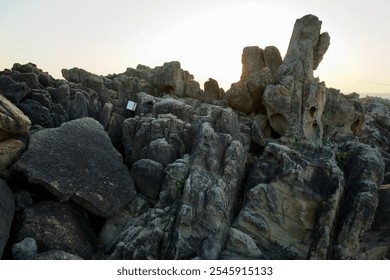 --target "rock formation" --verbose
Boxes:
[0,14,389,260]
